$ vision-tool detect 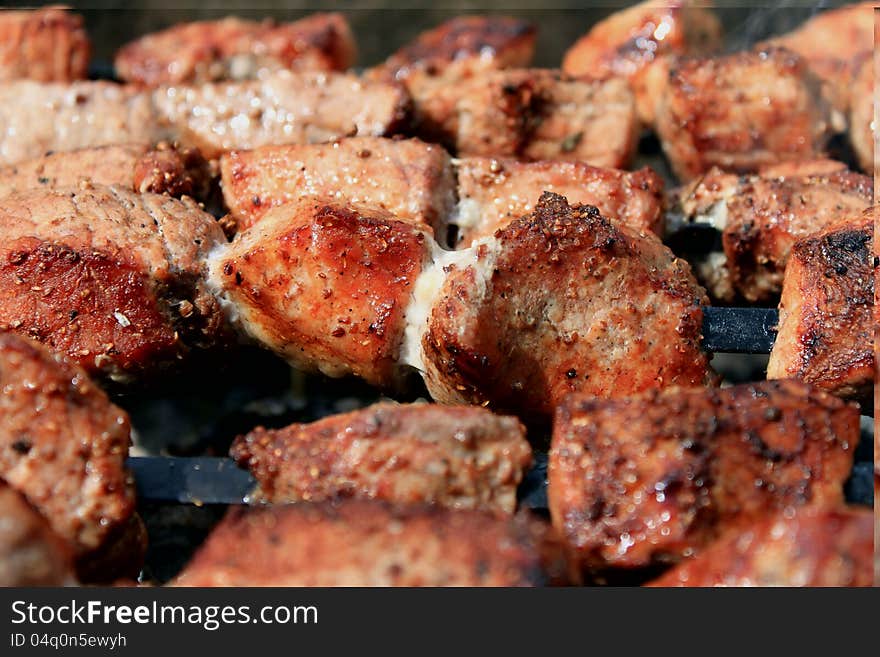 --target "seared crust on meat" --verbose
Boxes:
[0,333,142,580]
[768,214,874,405]
[116,13,355,86]
[454,158,664,247]
[231,402,532,514]
[655,48,834,181]
[421,192,711,423]
[649,507,873,587]
[549,380,858,570]
[208,198,431,388]
[0,7,90,82]
[173,501,573,586]
[0,185,228,381]
[220,137,455,234]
